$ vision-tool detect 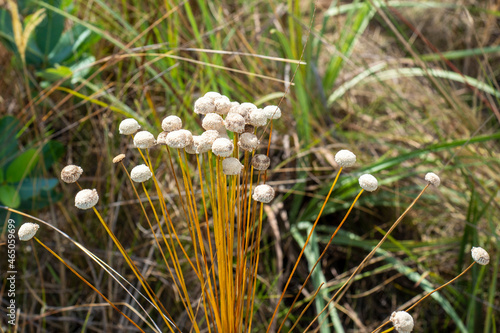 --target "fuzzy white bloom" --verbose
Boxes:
[202,113,224,130]
[61,165,83,183]
[335,149,356,168]
[166,129,193,149]
[358,174,378,192]
[251,154,271,171]
[262,105,282,119]
[194,96,216,115]
[161,115,182,132]
[471,246,490,265]
[224,112,246,133]
[203,91,222,102]
[18,223,39,241]
[134,131,156,149]
[390,311,414,333]
[425,172,440,187]
[222,157,243,175]
[252,184,275,203]
[185,136,200,154]
[229,101,240,113]
[119,118,141,135]
[214,96,232,115]
[157,131,168,145]
[238,133,259,151]
[212,138,234,157]
[130,164,152,183]
[232,102,256,122]
[248,108,268,127]
[75,189,99,210]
